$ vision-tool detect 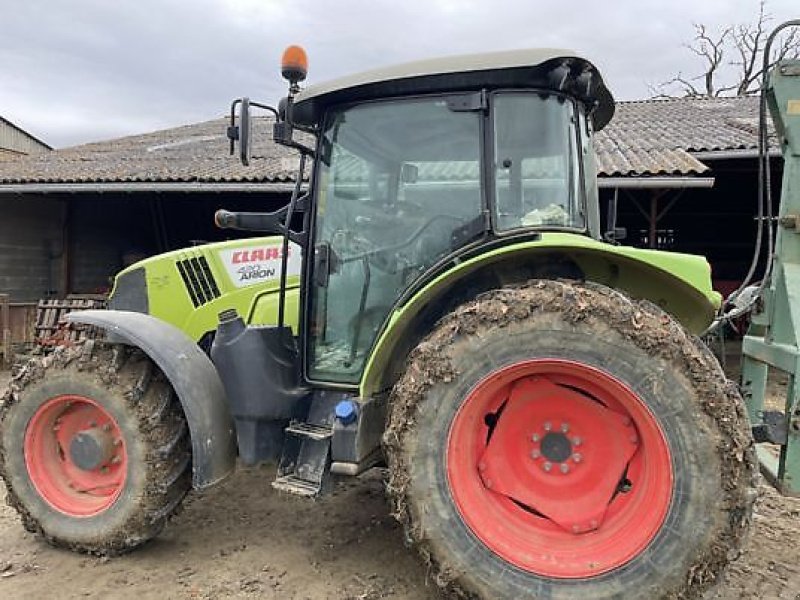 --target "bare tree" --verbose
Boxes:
[651,0,800,99]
